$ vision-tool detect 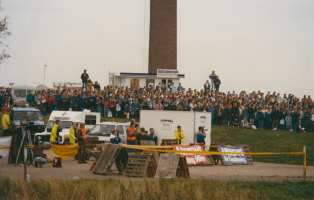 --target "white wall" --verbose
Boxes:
[140,110,212,145]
